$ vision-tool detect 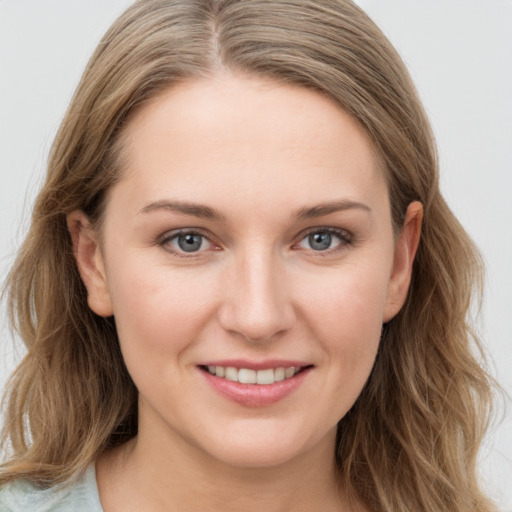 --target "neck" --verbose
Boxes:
[96,422,357,512]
